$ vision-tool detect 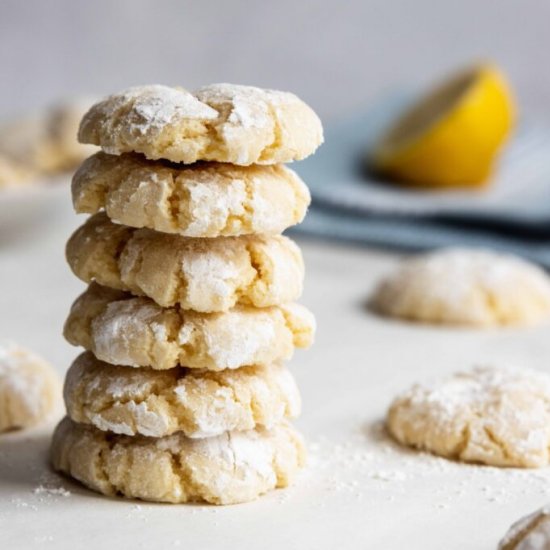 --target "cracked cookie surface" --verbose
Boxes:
[64,283,315,371]
[371,248,550,327]
[0,342,60,432]
[72,153,310,237]
[66,213,304,312]
[387,366,550,467]
[78,84,323,165]
[64,352,301,438]
[51,416,305,504]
